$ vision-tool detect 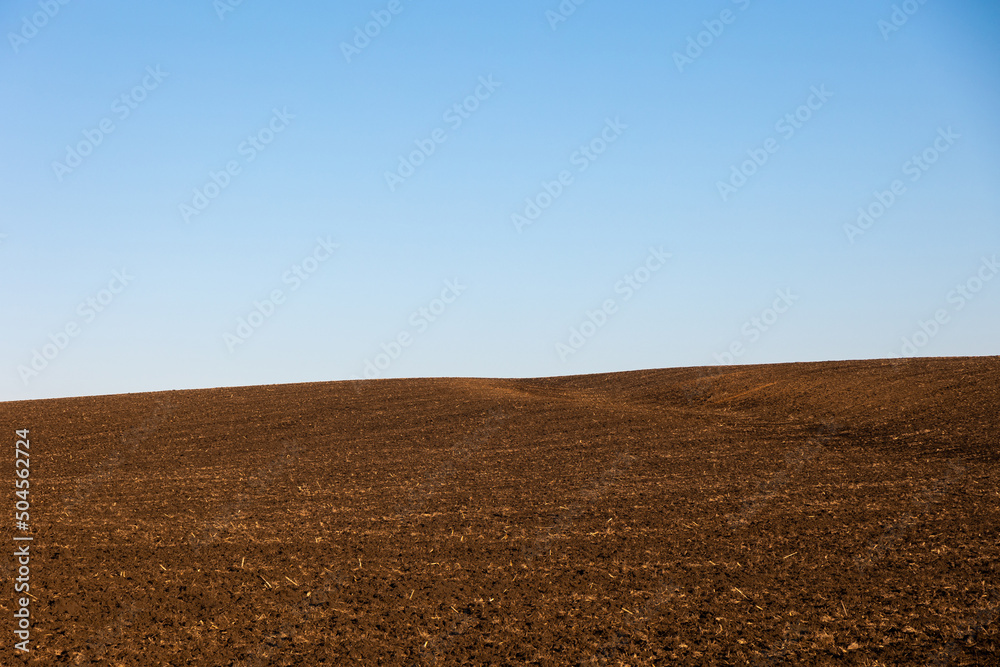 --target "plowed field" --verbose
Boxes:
[1,357,998,665]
